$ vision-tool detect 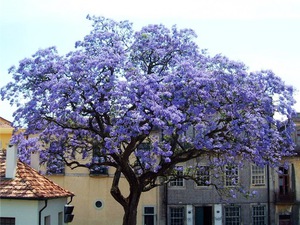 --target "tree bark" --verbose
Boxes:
[110,167,142,225]
[122,190,142,225]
